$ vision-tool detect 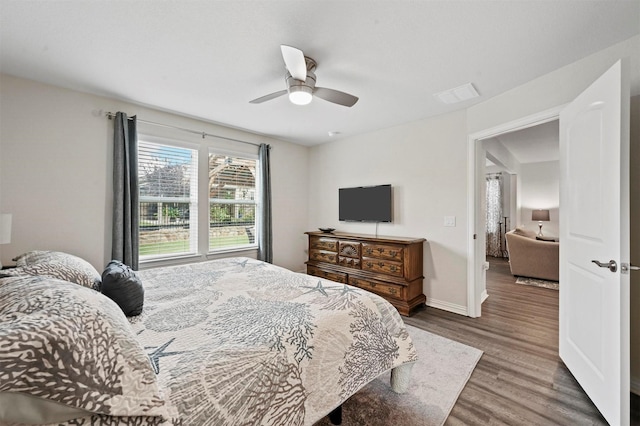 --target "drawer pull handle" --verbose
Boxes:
[390,266,397,272]
[389,251,397,257]
[370,282,376,287]
[366,248,372,255]
[377,248,384,254]
[378,262,385,267]
[366,262,373,268]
